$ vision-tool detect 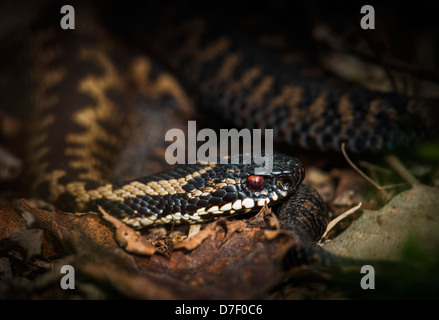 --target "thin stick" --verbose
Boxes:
[341,143,407,201]
[385,154,421,186]
[341,143,383,191]
[358,160,393,175]
[188,224,201,238]
[320,202,363,241]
